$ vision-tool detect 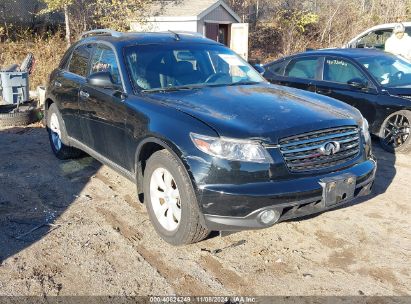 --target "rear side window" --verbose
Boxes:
[265,60,287,77]
[285,57,319,79]
[90,44,122,86]
[68,44,93,77]
[324,58,368,84]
